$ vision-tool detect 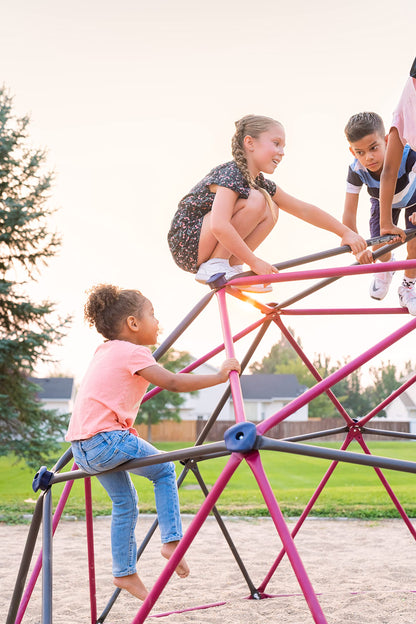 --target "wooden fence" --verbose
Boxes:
[134,419,411,443]
[134,420,197,442]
